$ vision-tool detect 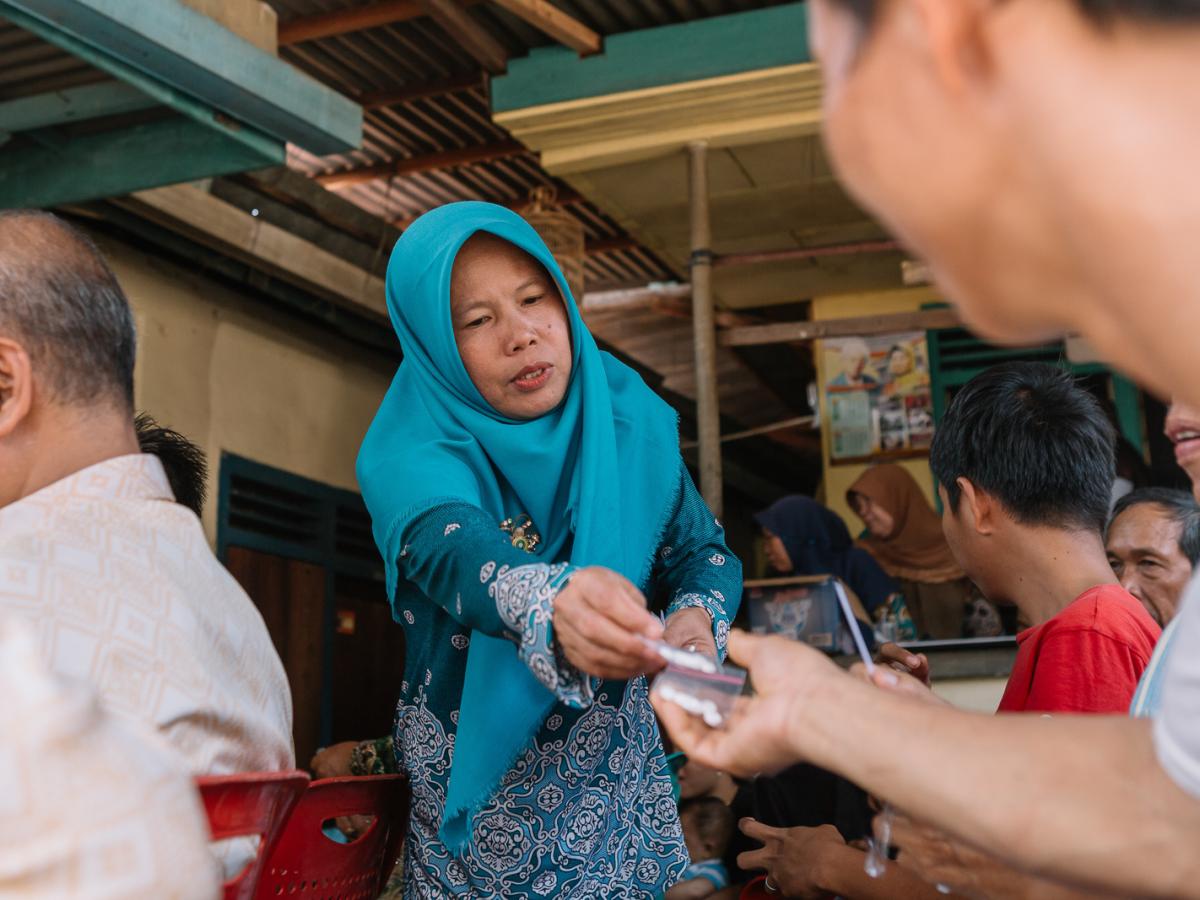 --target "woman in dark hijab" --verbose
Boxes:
[755,494,899,616]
